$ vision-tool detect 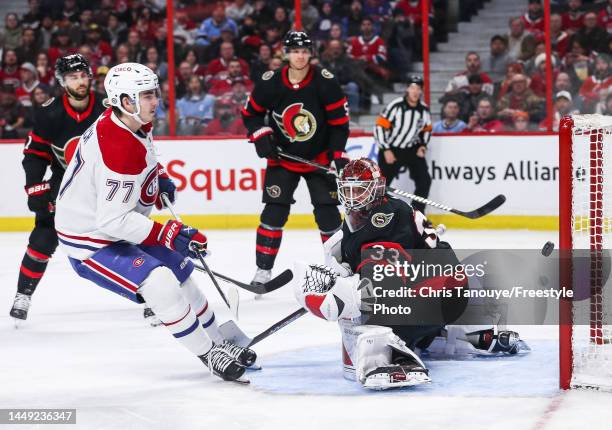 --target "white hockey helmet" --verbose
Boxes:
[104,62,159,124]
